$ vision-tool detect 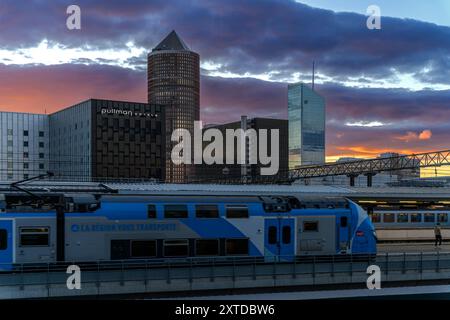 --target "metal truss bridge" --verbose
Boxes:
[1,149,450,187]
[192,149,450,186]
